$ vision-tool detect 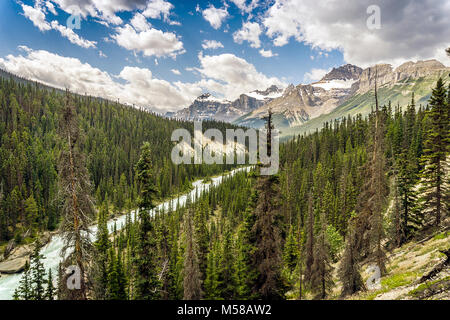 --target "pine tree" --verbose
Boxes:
[58,90,95,300]
[392,94,421,246]
[251,110,285,300]
[107,248,127,300]
[217,225,235,299]
[310,210,334,299]
[93,199,111,299]
[356,69,388,273]
[13,262,31,300]
[133,142,160,300]
[232,211,255,299]
[304,194,314,284]
[283,225,299,272]
[29,240,46,300]
[338,216,364,296]
[183,206,202,300]
[419,78,449,226]
[45,269,55,300]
